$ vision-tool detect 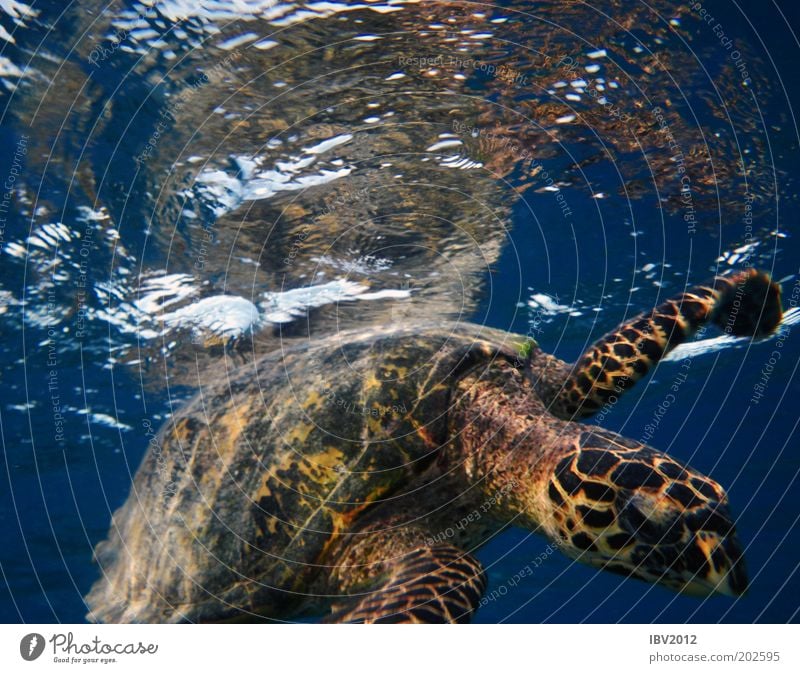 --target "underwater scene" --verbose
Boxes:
[0,0,799,624]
